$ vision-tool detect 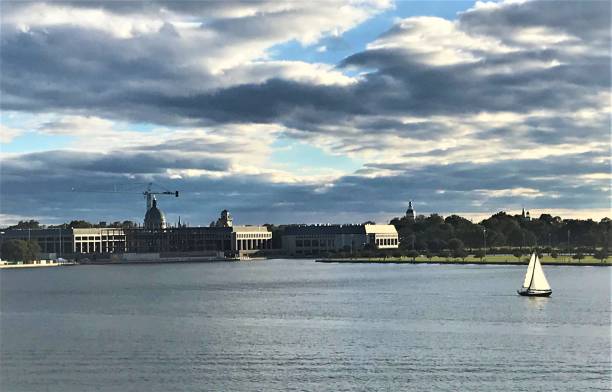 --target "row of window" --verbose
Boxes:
[375,238,398,246]
[296,239,335,248]
[74,236,125,241]
[235,233,271,239]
